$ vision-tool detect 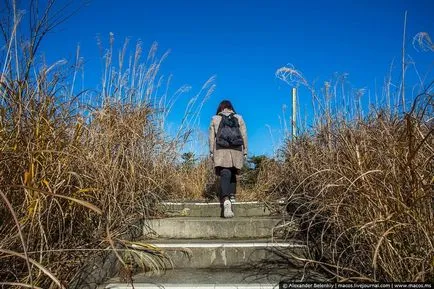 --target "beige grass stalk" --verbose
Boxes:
[0,282,43,289]
[1,2,22,79]
[0,189,33,286]
[1,27,195,286]
[268,62,433,281]
[0,249,65,288]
